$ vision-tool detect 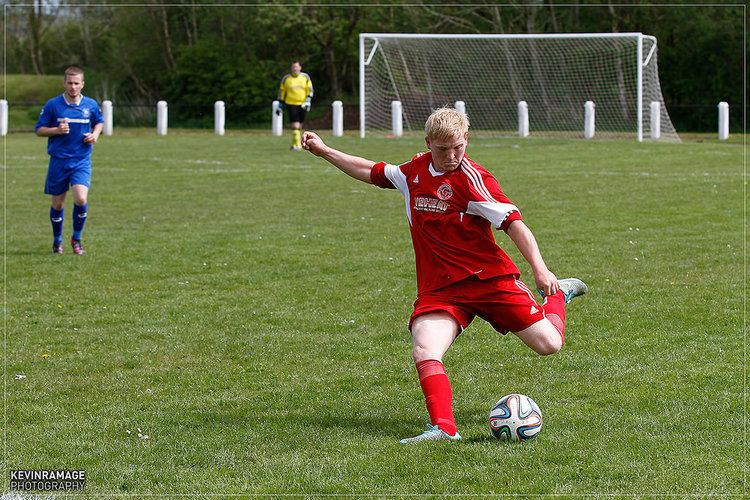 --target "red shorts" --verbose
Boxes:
[409,274,545,334]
